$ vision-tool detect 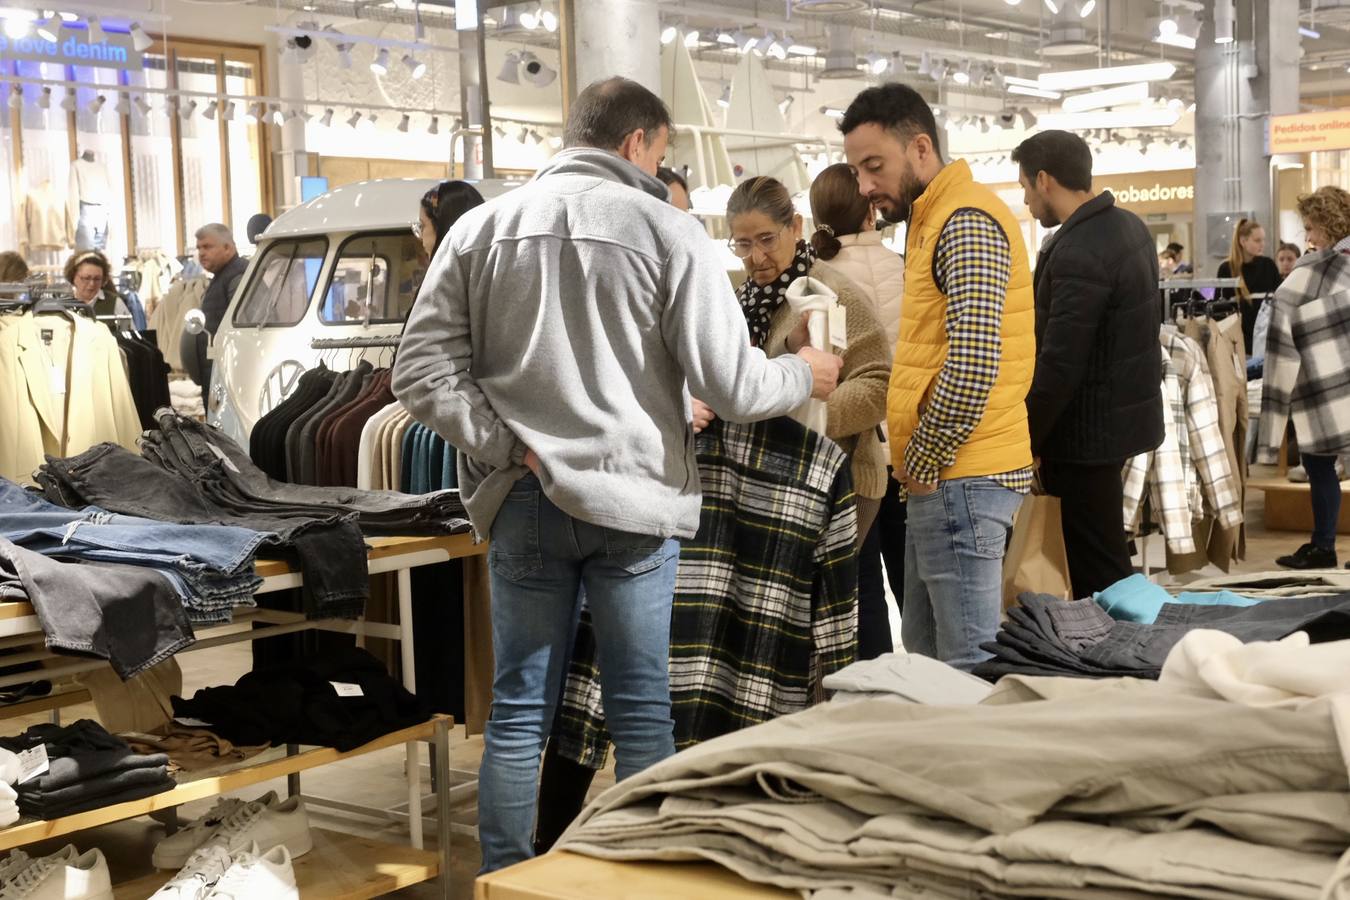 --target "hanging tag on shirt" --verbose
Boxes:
[330,681,364,698]
[17,745,48,784]
[829,304,848,352]
[205,442,241,474]
[48,365,66,397]
[39,329,53,345]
